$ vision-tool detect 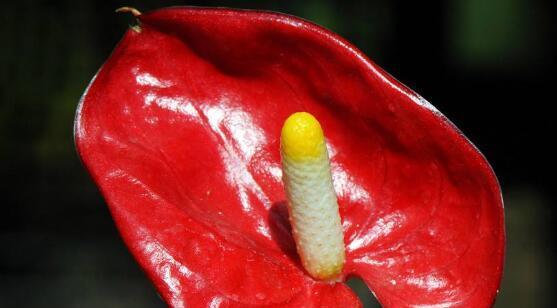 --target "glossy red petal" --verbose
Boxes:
[75,7,504,307]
